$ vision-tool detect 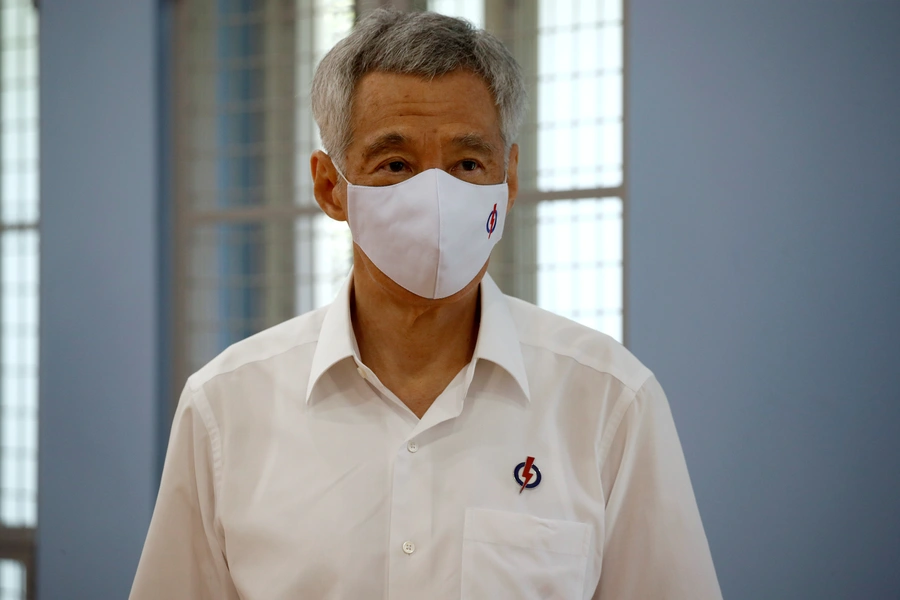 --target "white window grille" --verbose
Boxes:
[0,0,38,597]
